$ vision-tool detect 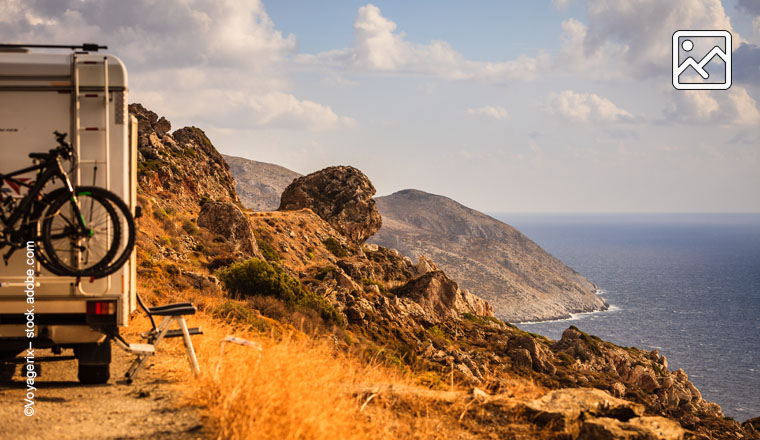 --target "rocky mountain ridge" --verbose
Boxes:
[371,189,607,322]
[128,103,758,439]
[223,157,607,322]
